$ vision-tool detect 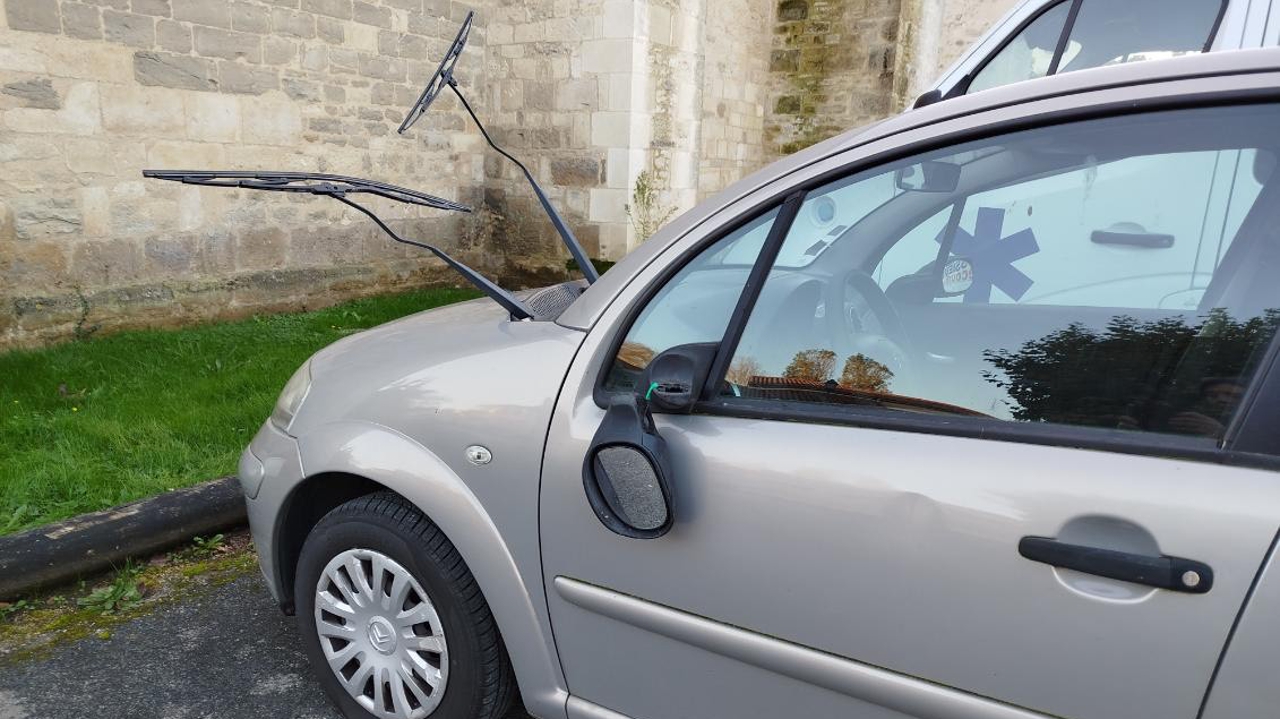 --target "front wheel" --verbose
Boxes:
[294,492,516,719]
